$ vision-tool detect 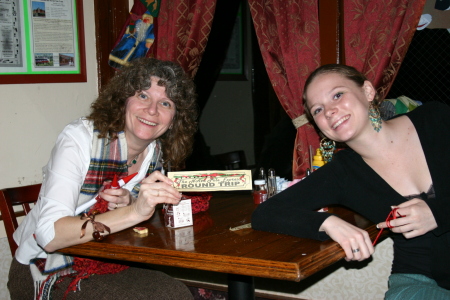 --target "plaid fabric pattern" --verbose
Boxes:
[80,128,163,199]
[80,129,129,197]
[131,141,162,197]
[31,254,75,300]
